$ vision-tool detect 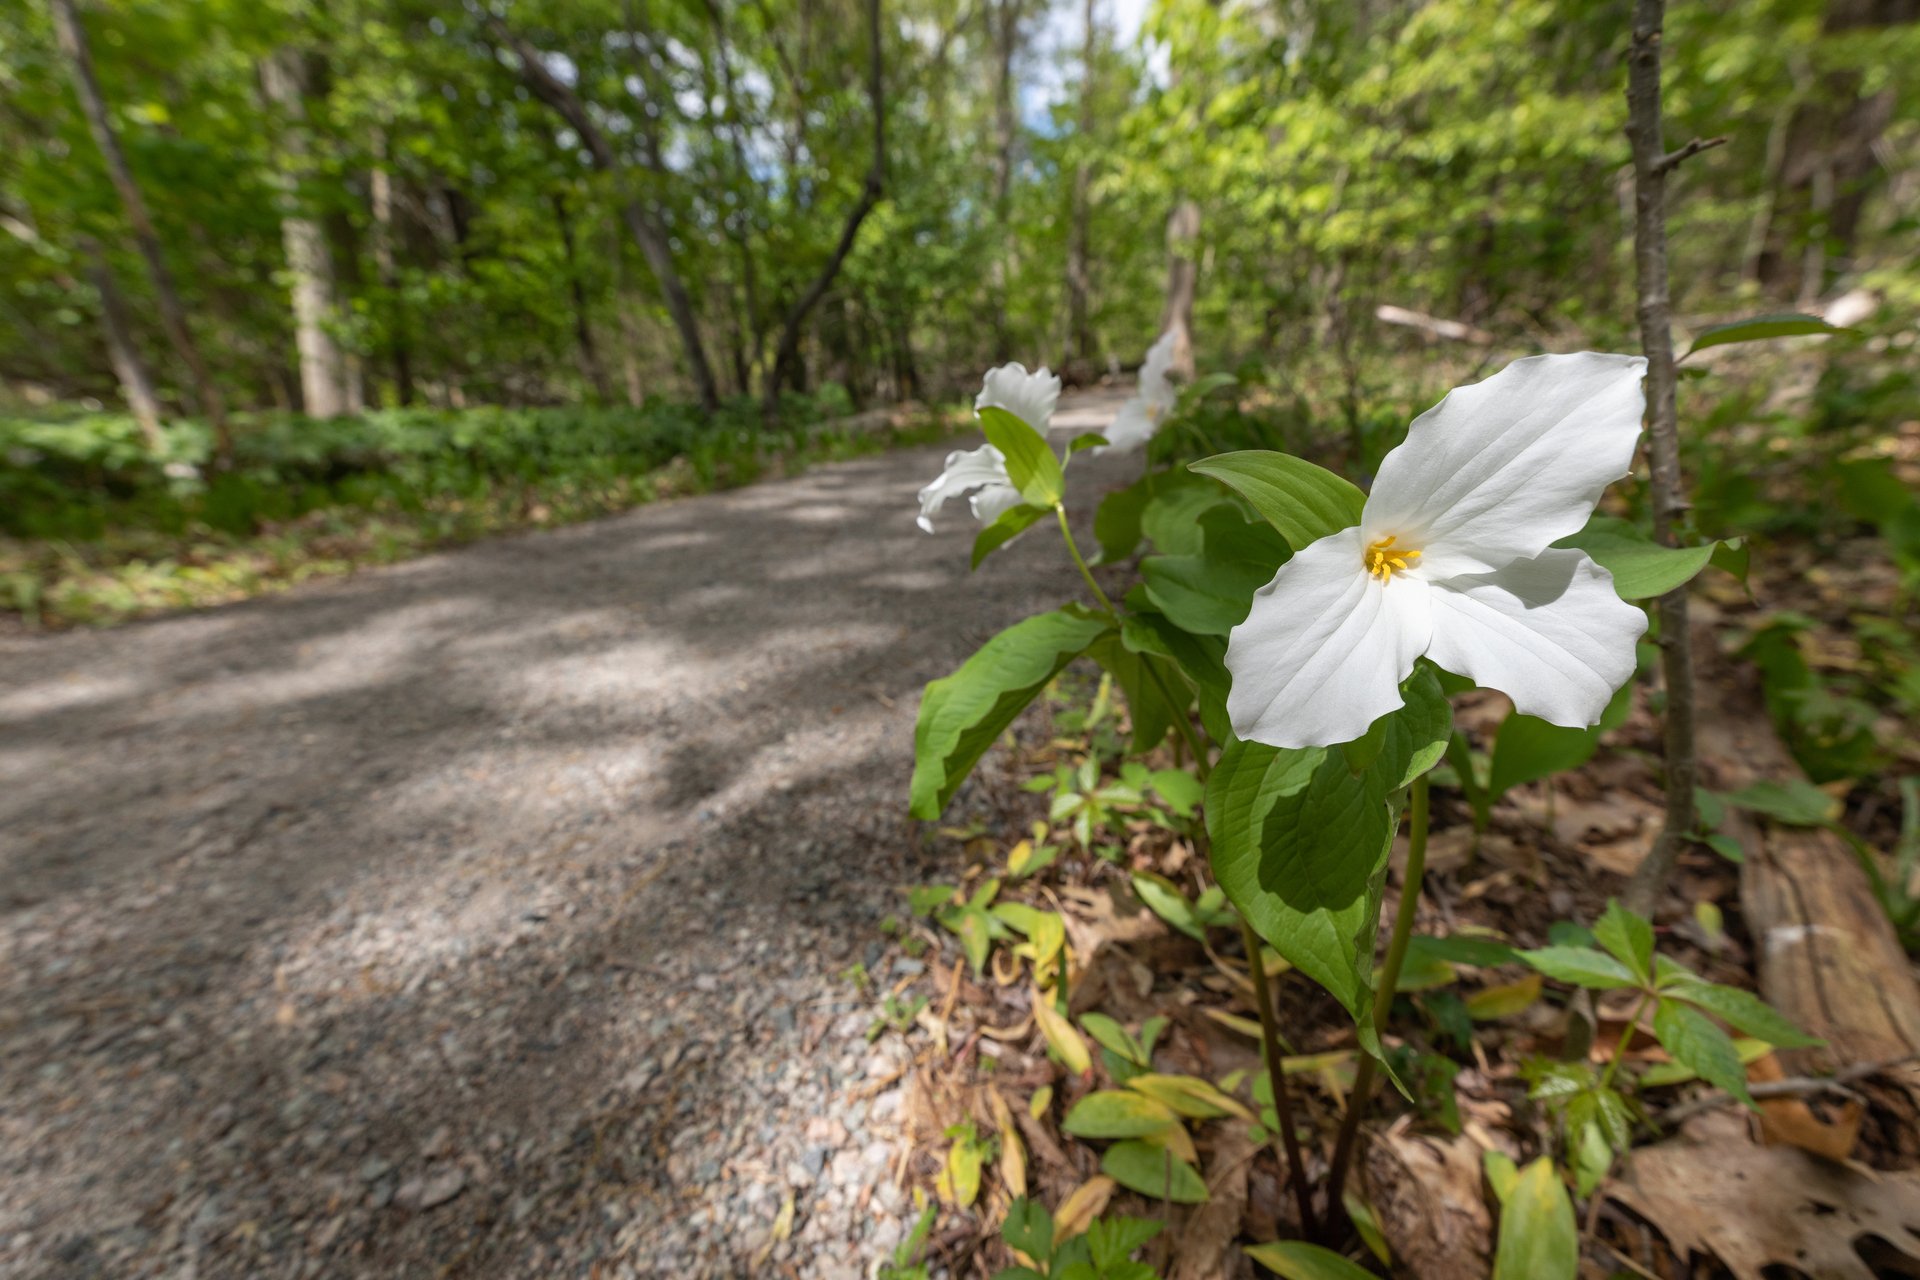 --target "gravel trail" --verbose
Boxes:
[0,392,1132,1279]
